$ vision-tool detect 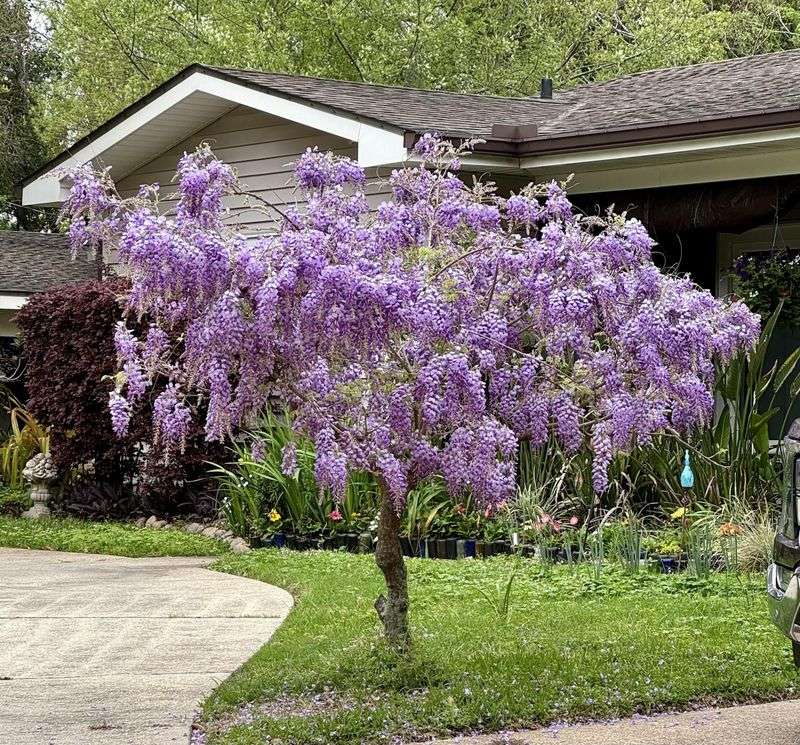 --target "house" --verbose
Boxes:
[17,50,800,314]
[0,232,97,382]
